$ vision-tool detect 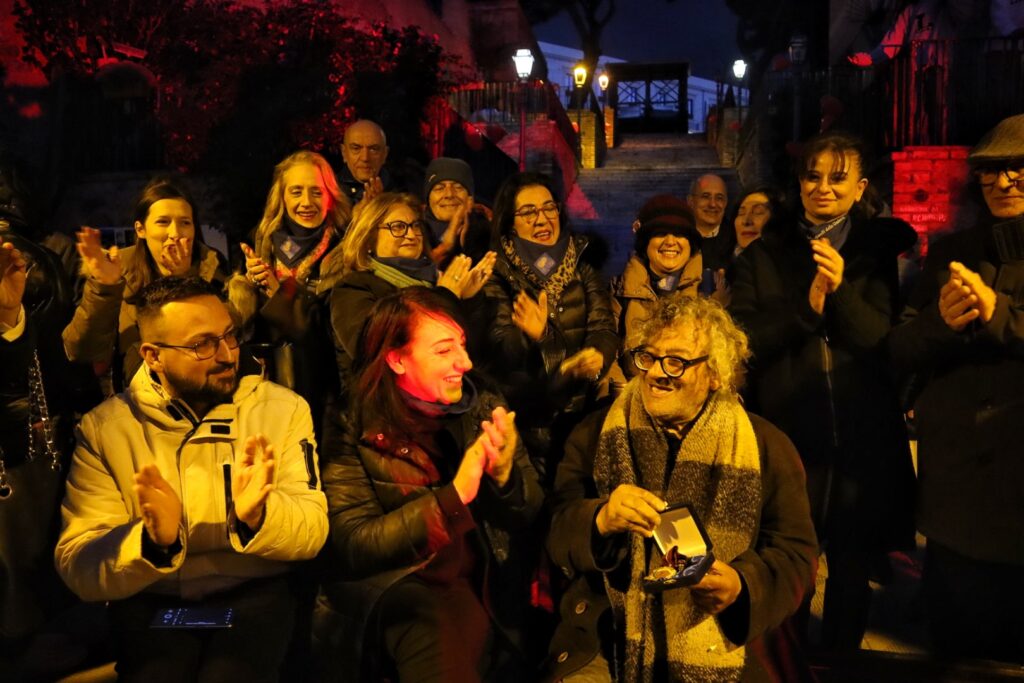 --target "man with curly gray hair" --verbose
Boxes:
[544,294,817,682]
